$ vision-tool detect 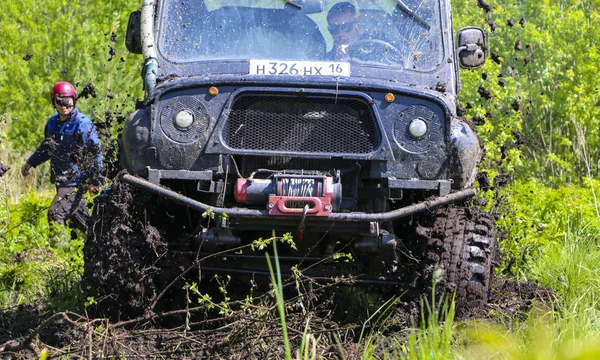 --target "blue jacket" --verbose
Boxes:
[28,108,103,187]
